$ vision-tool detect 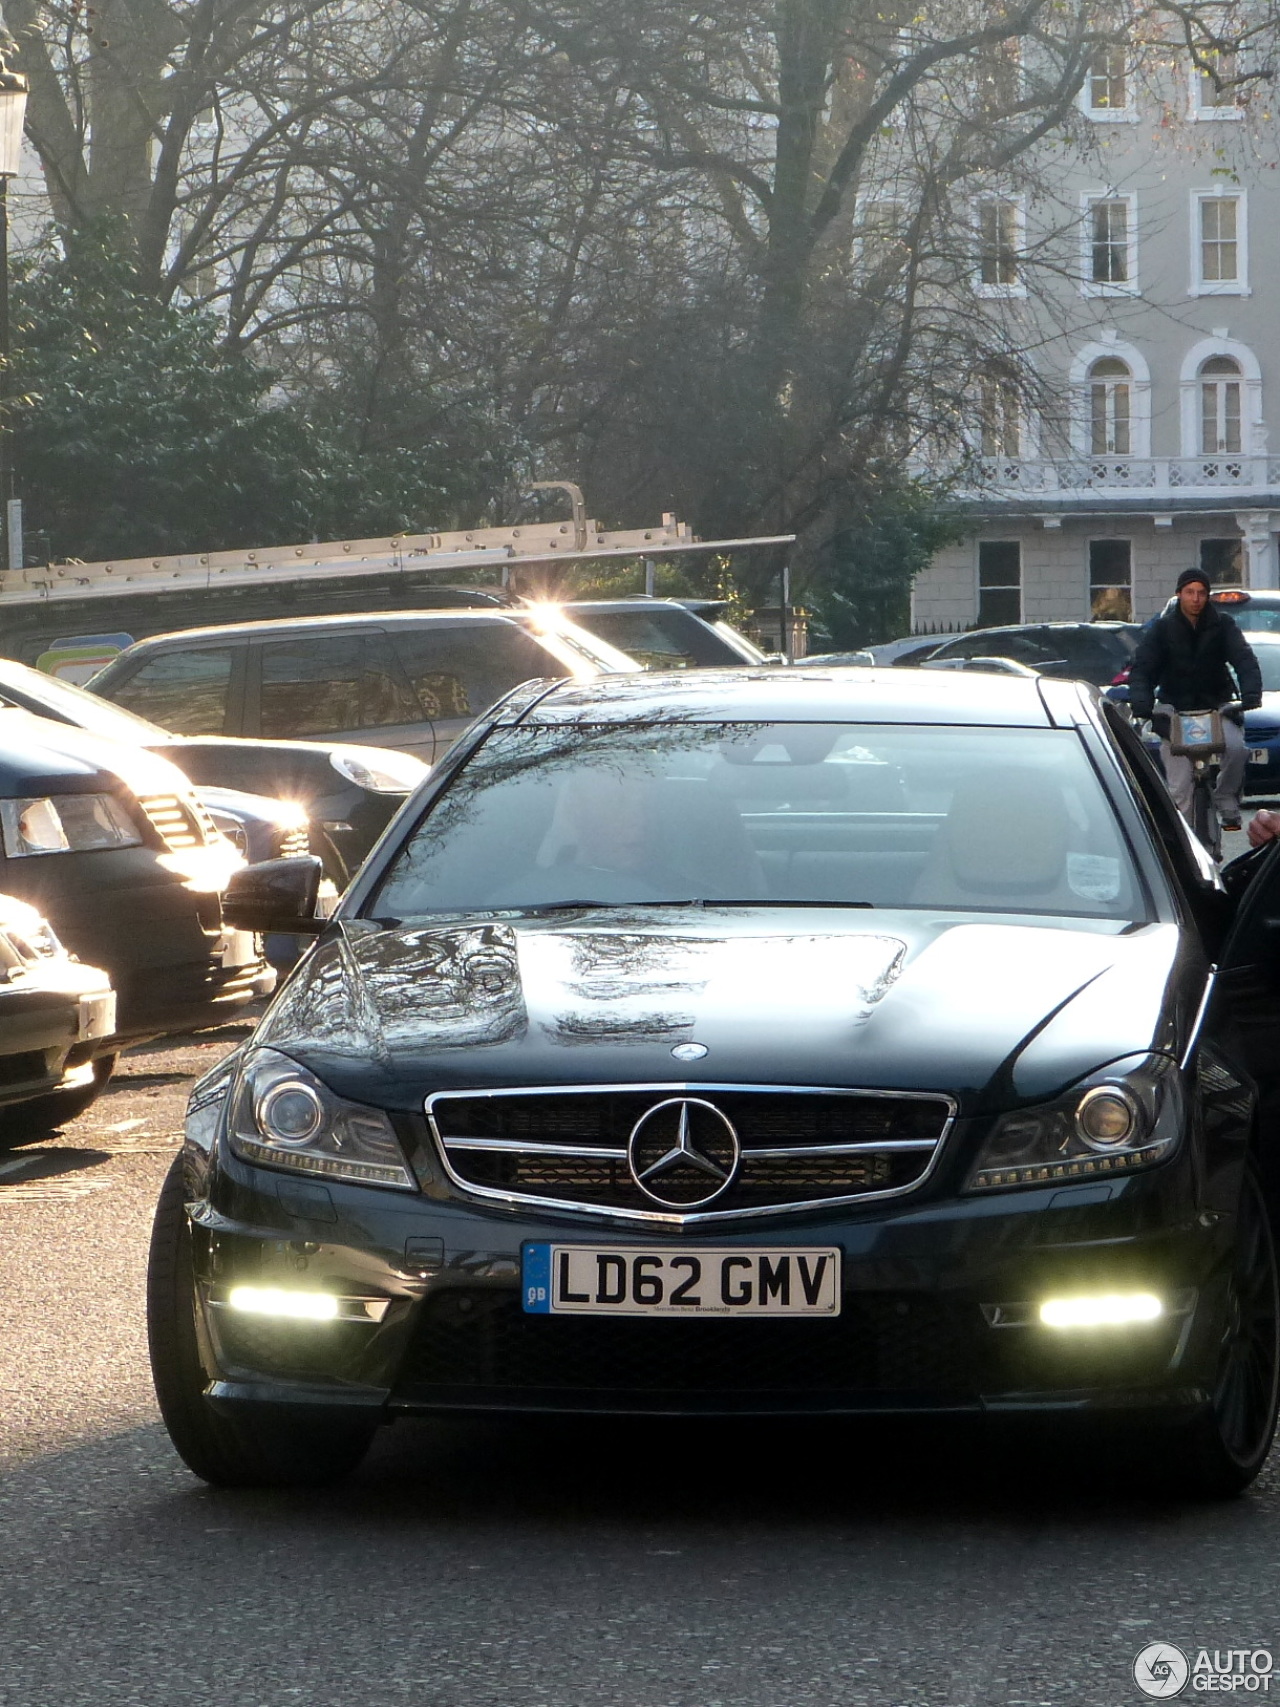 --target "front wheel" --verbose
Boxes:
[1166,1166,1280,1497]
[1191,772,1221,861]
[146,1156,376,1487]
